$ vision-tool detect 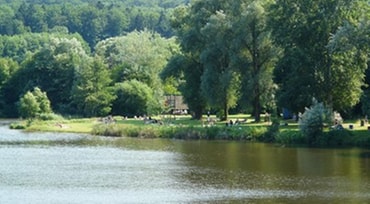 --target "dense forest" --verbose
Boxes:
[0,0,369,122]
